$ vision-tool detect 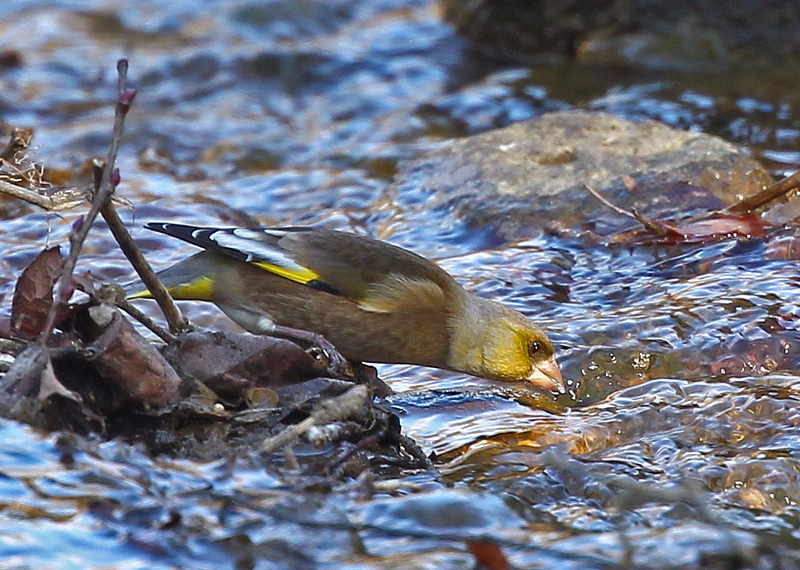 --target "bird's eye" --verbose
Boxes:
[529,341,542,354]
